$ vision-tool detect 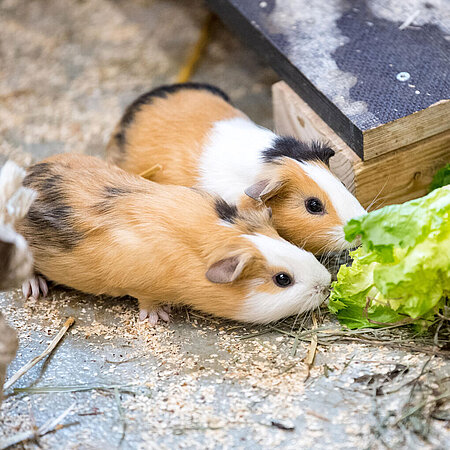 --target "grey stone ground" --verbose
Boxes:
[0,1,449,449]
